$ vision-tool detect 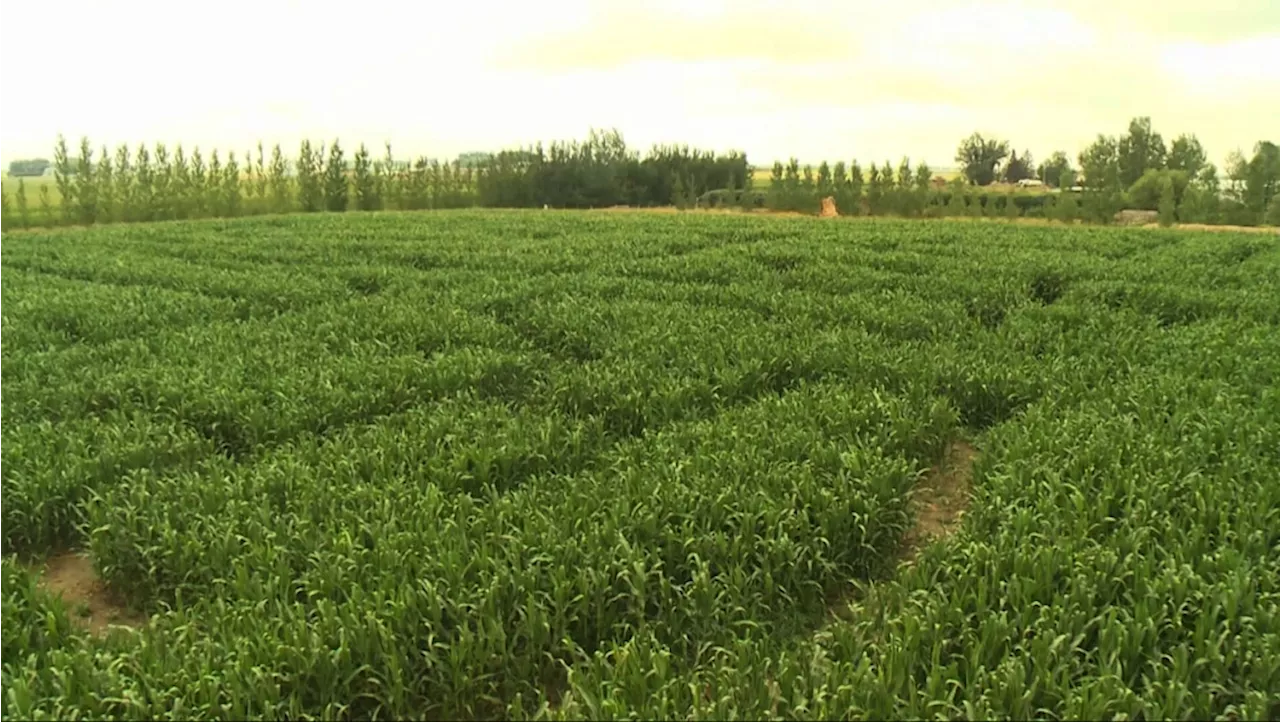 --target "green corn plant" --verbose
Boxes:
[0,185,10,228]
